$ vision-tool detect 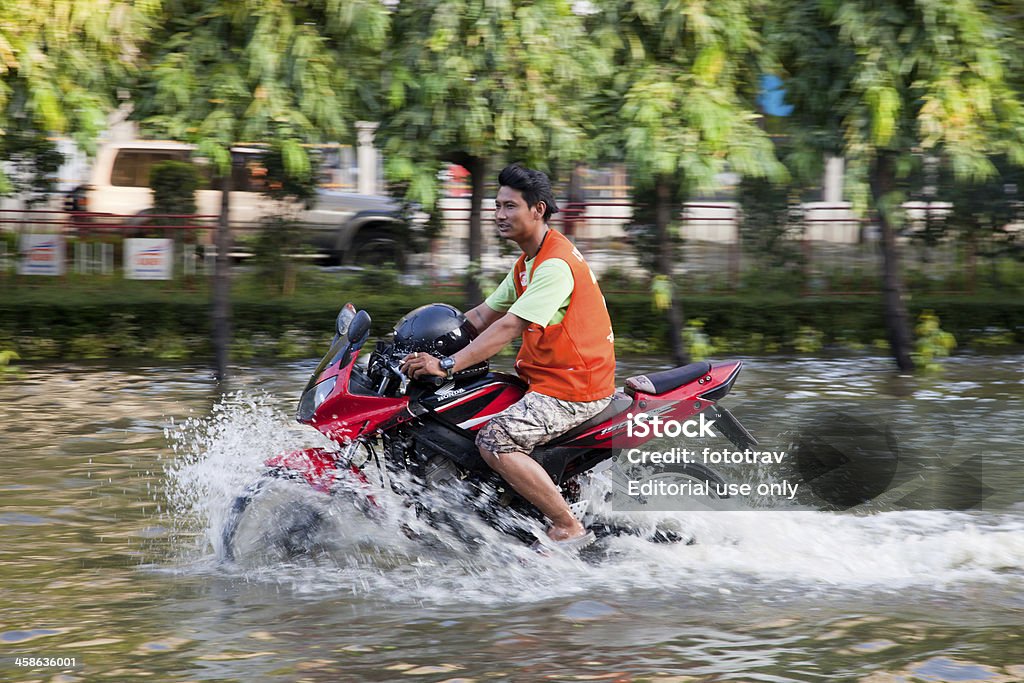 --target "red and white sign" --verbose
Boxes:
[124,238,174,280]
[18,234,65,276]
